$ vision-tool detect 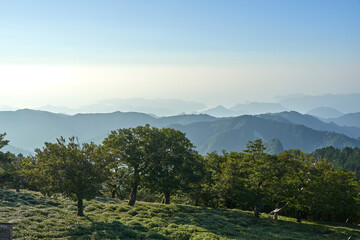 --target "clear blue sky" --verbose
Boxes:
[0,0,359,108]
